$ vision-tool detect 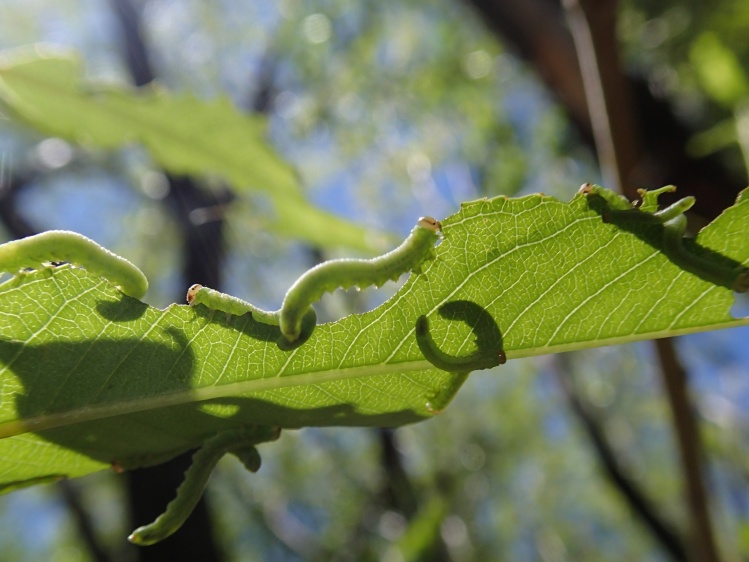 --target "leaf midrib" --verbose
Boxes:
[0,357,438,438]
[3,314,746,440]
